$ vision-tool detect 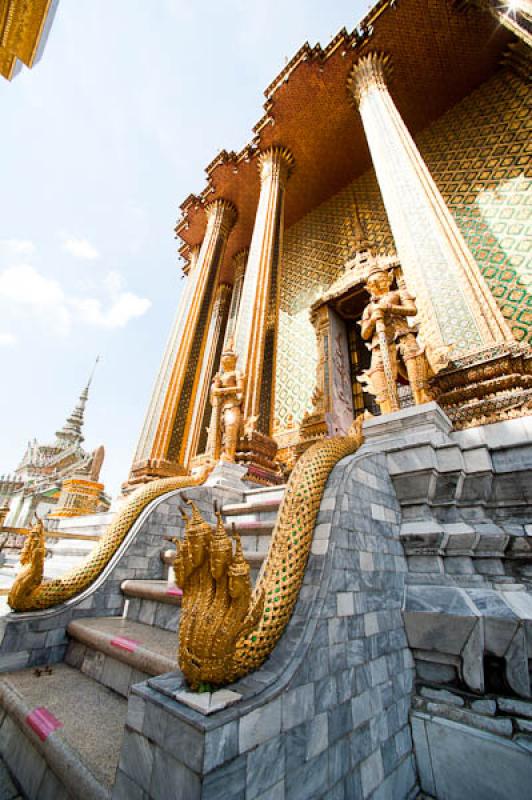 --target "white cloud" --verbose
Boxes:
[0,264,71,334]
[0,332,16,347]
[103,270,125,294]
[61,236,100,260]
[0,264,150,335]
[0,239,35,256]
[73,291,151,328]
